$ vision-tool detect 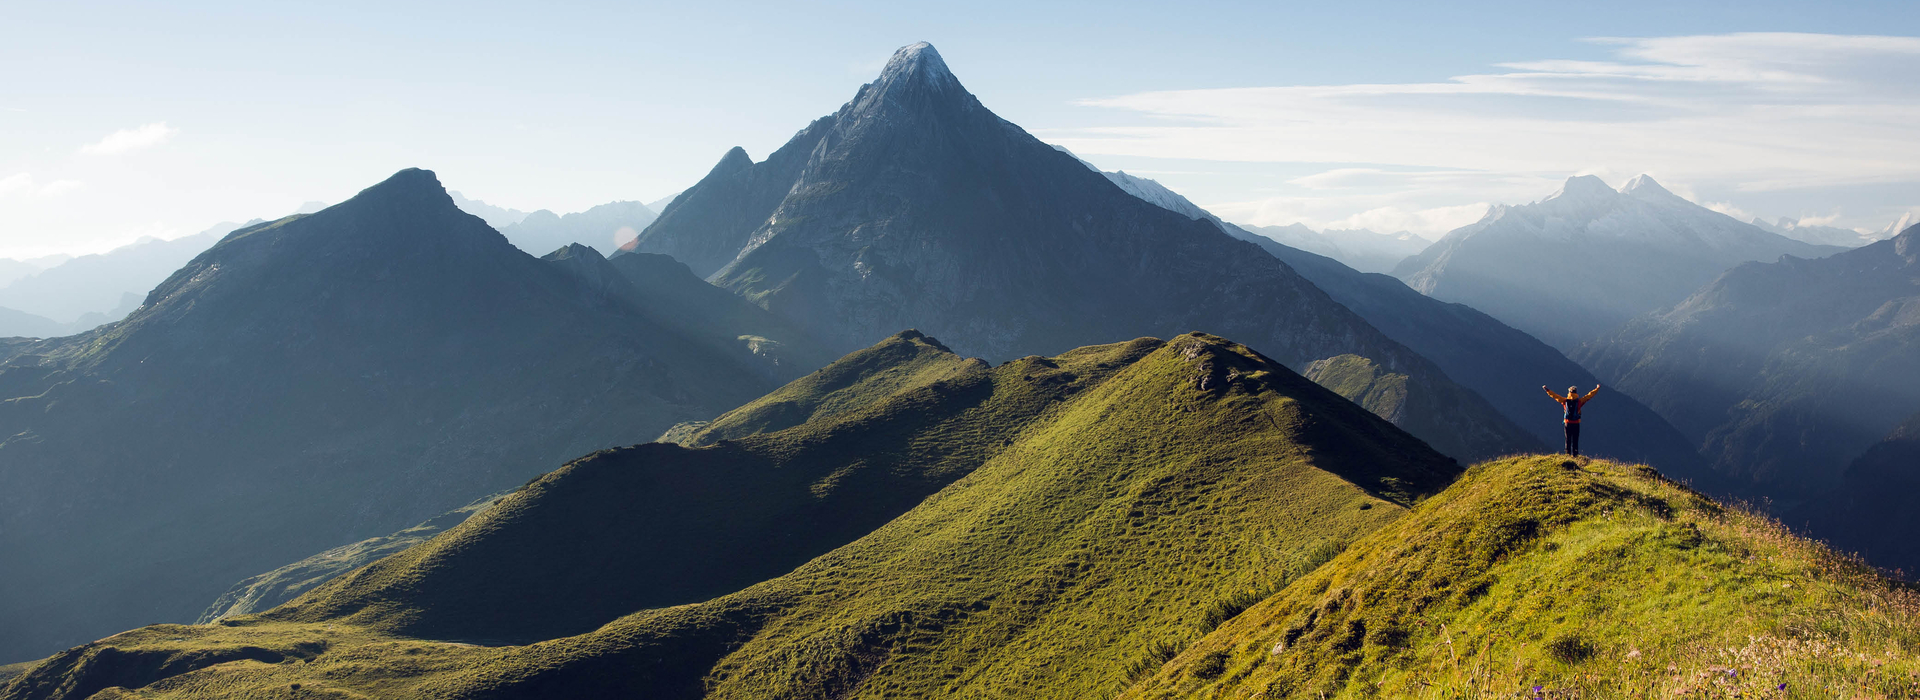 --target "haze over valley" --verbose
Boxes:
[4,5,1920,698]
